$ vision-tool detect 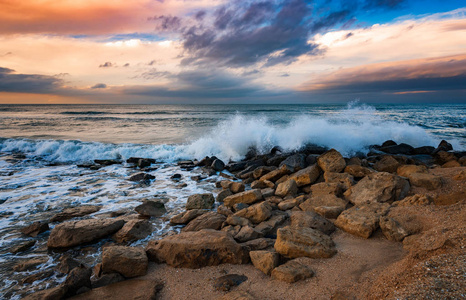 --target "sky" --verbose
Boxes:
[0,0,465,104]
